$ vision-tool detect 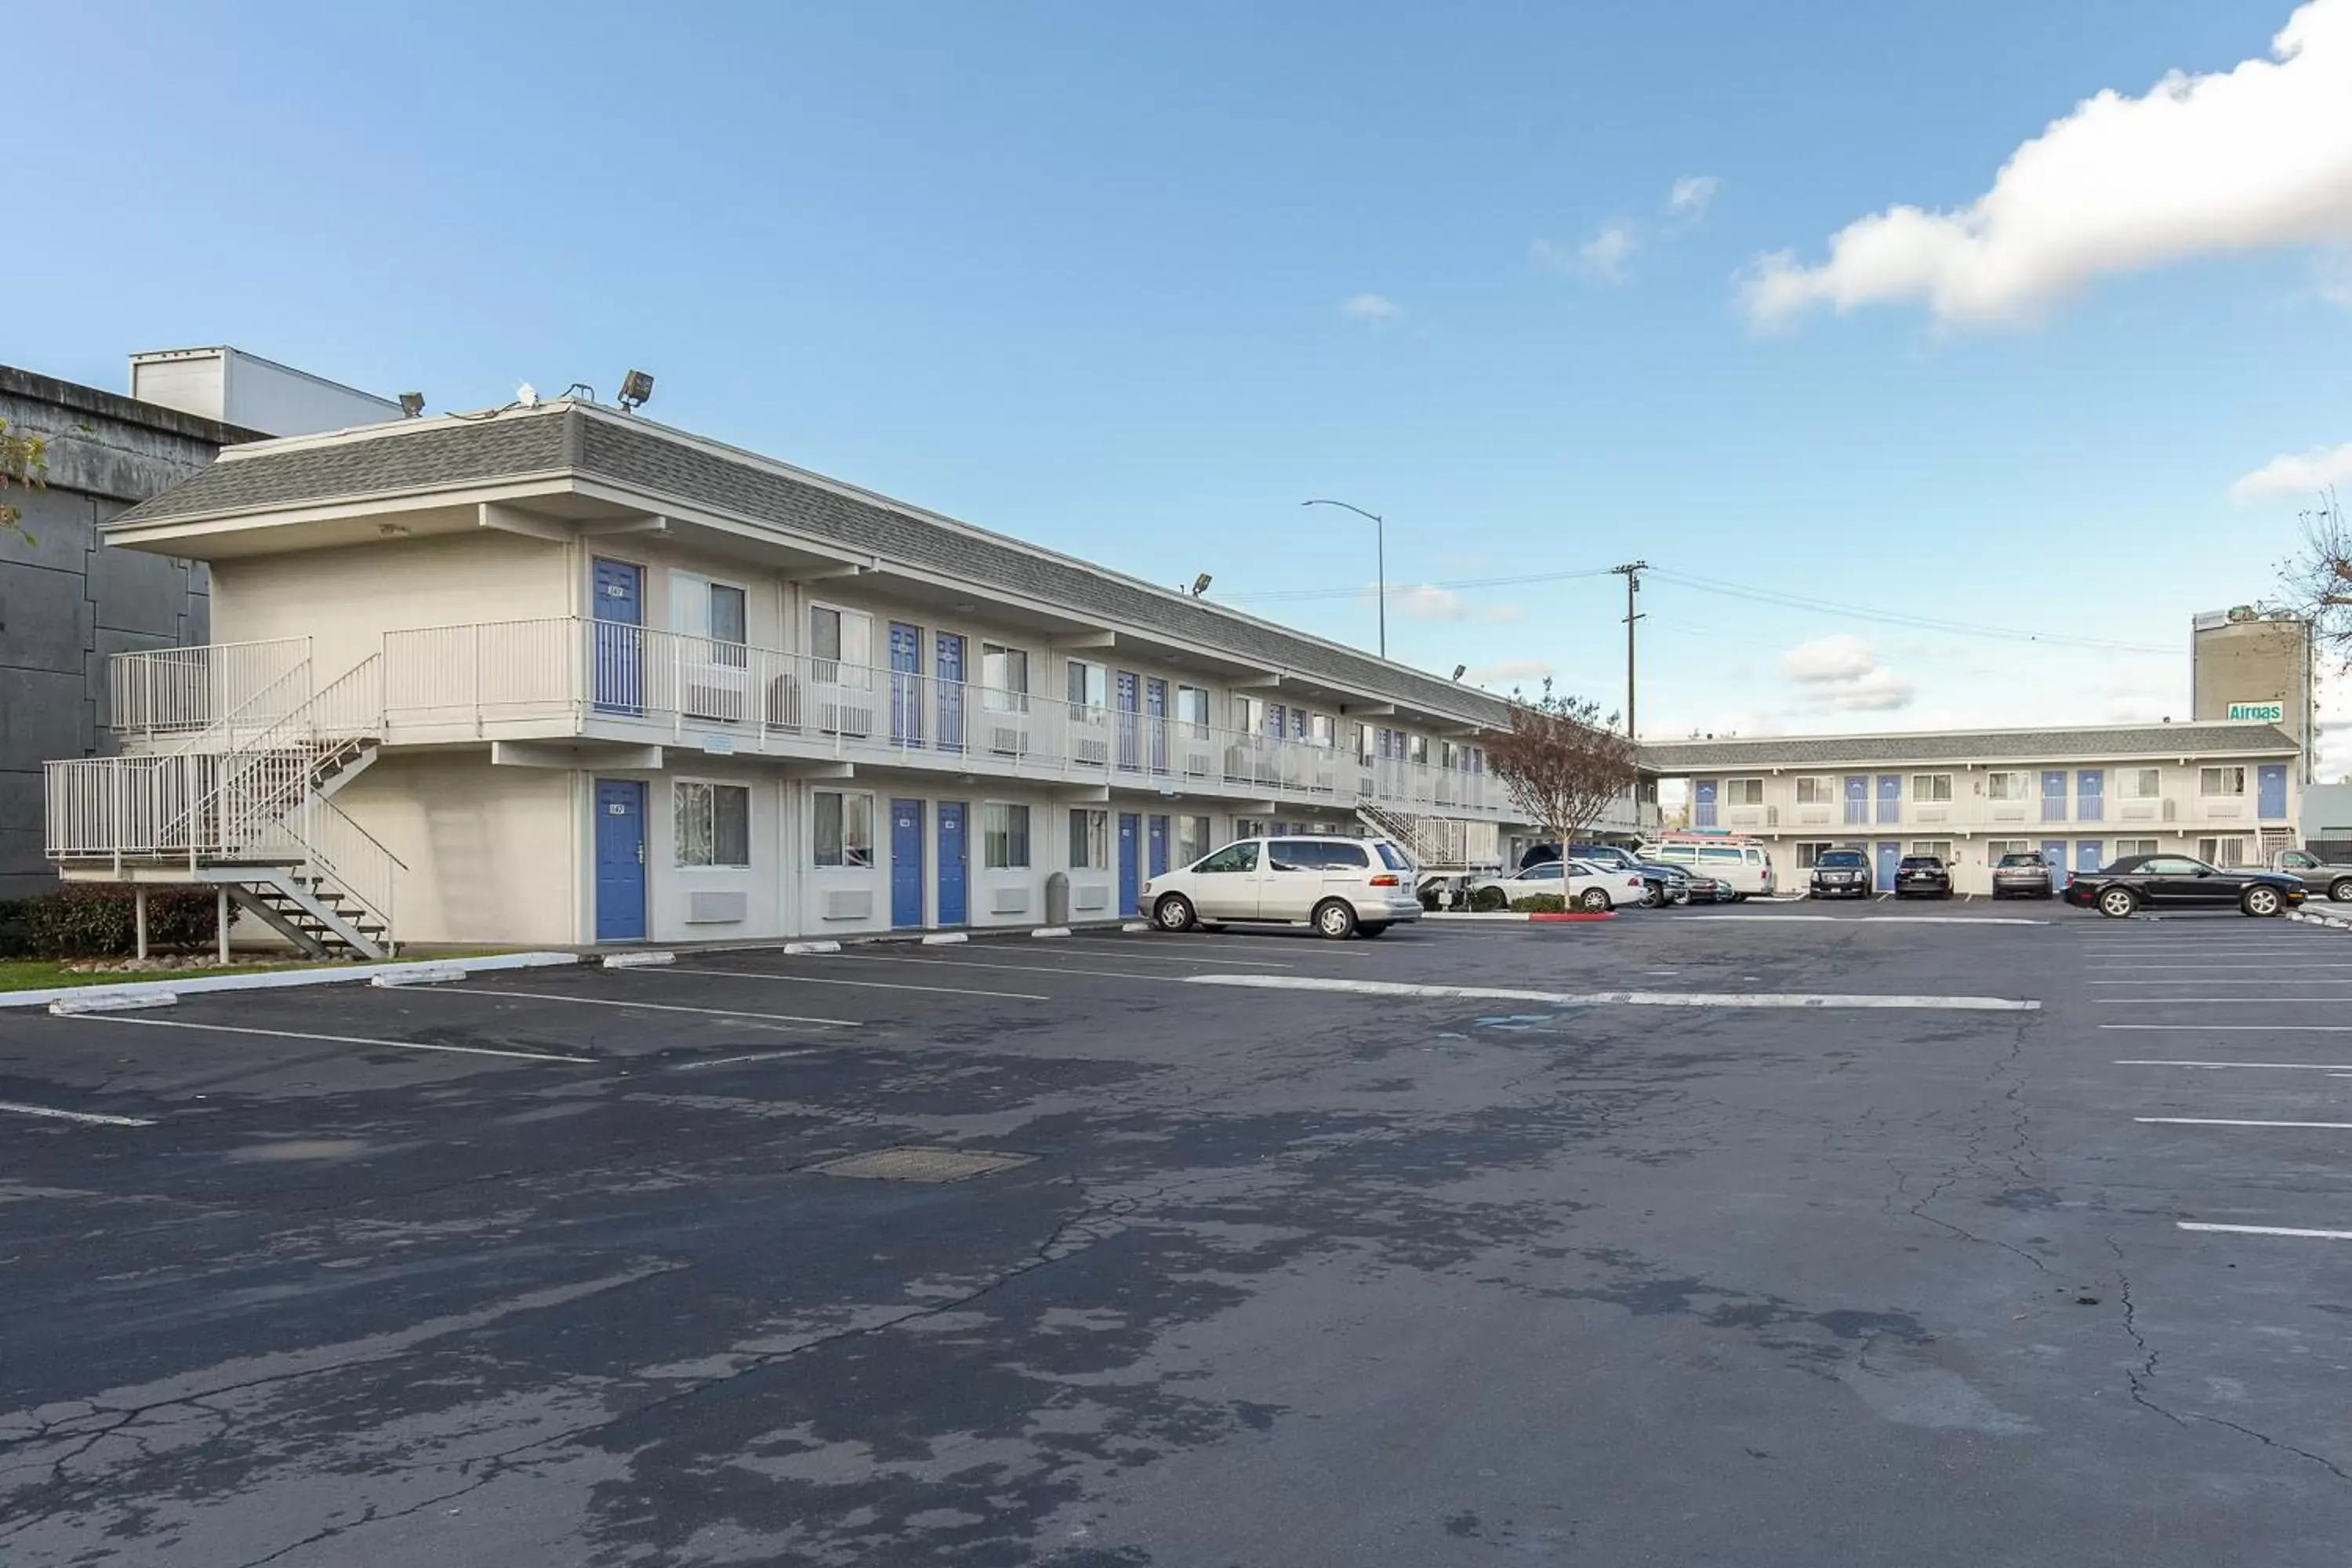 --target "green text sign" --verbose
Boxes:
[2227,700,2286,723]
